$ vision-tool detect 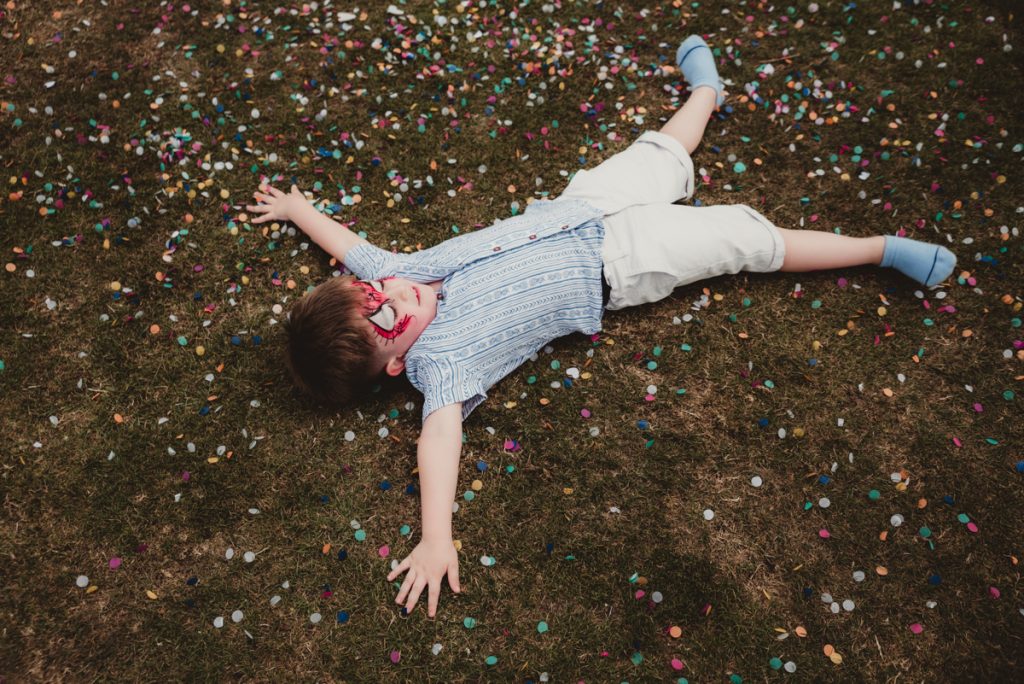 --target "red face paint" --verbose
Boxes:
[352,279,412,343]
